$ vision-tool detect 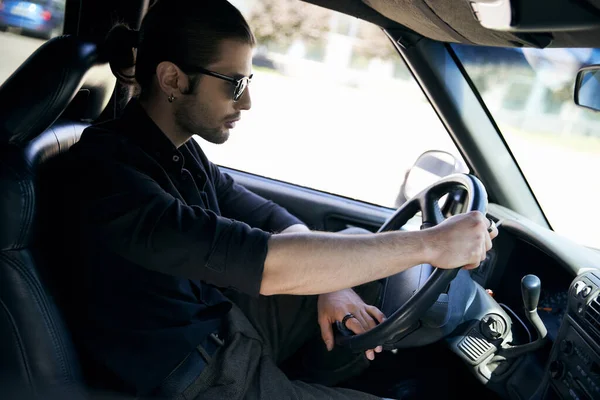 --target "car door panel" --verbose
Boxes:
[222,167,393,232]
